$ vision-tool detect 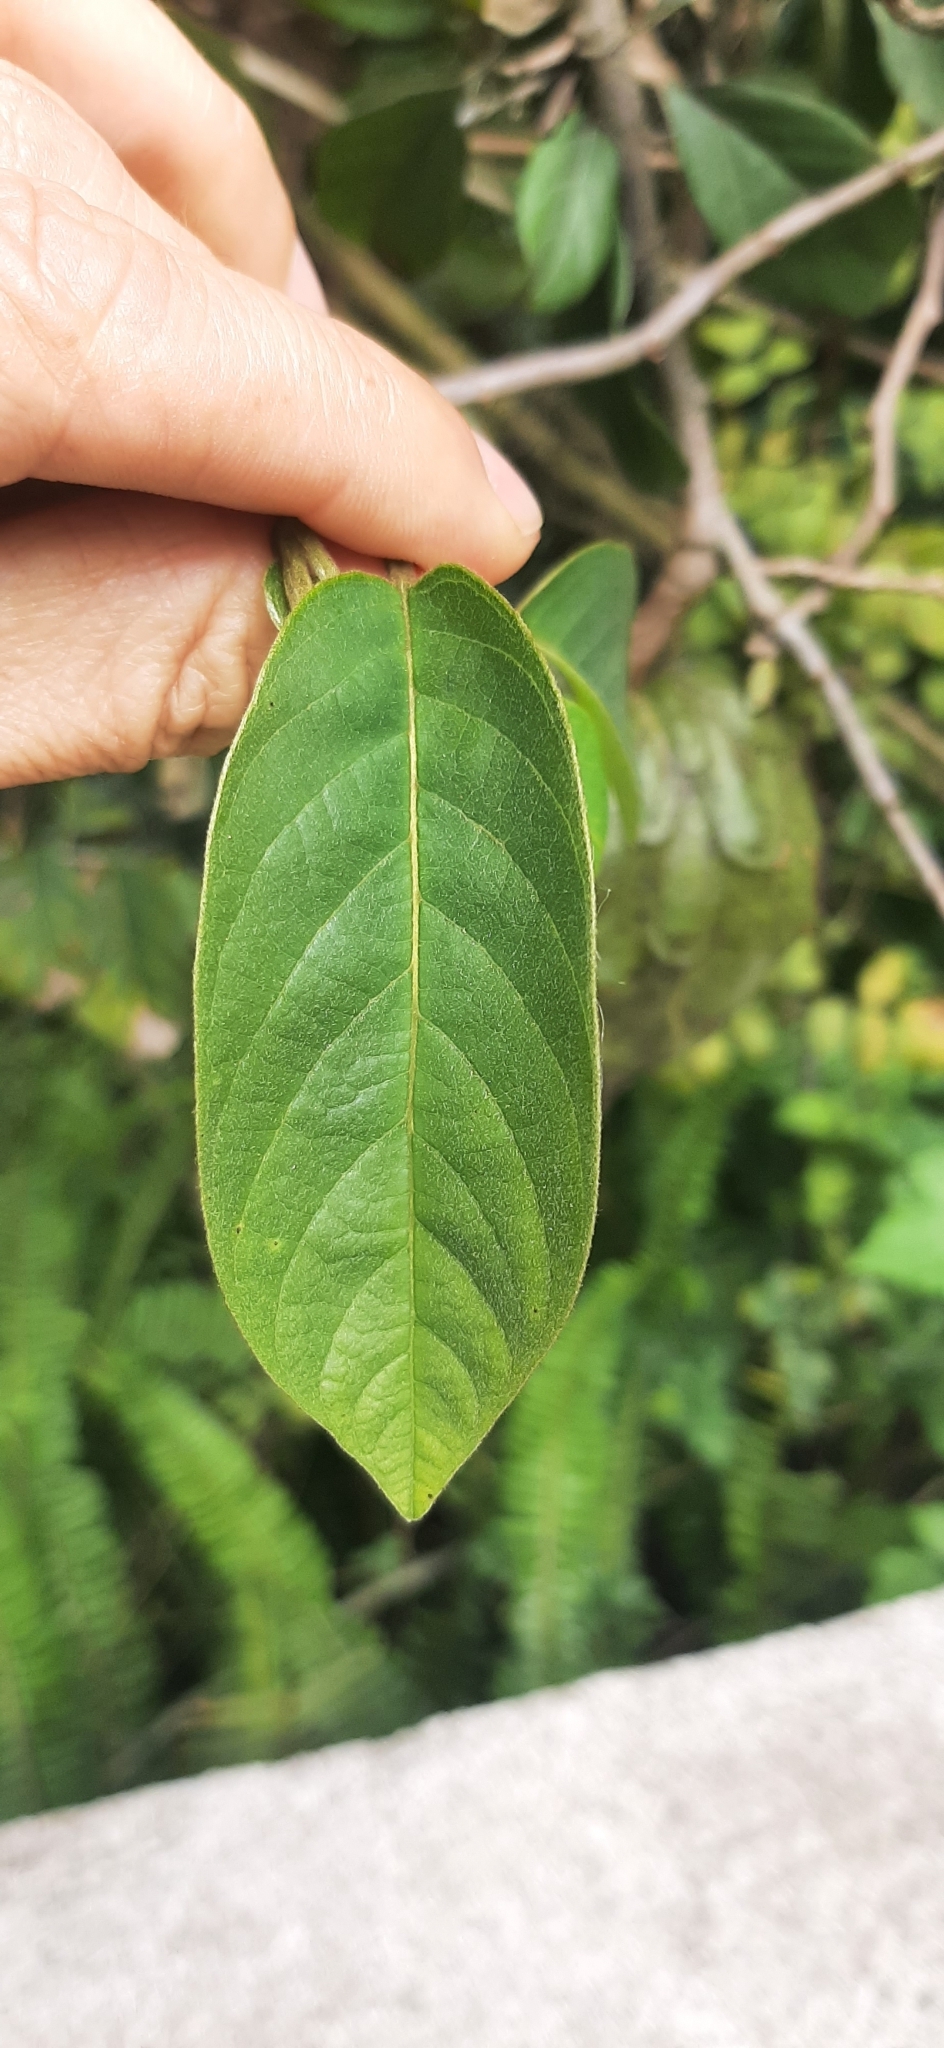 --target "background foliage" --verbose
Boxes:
[6,0,944,1819]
